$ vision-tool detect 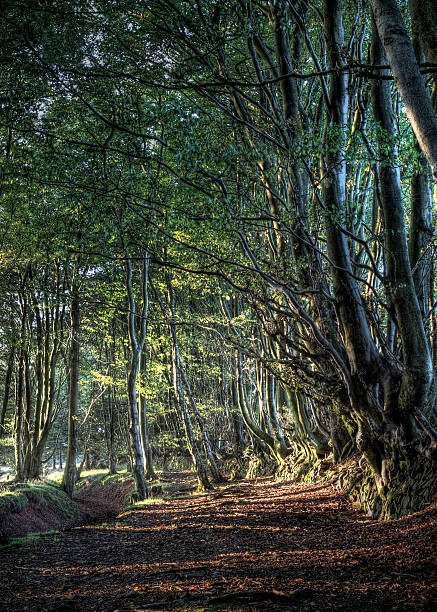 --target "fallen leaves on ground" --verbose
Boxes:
[0,472,436,611]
